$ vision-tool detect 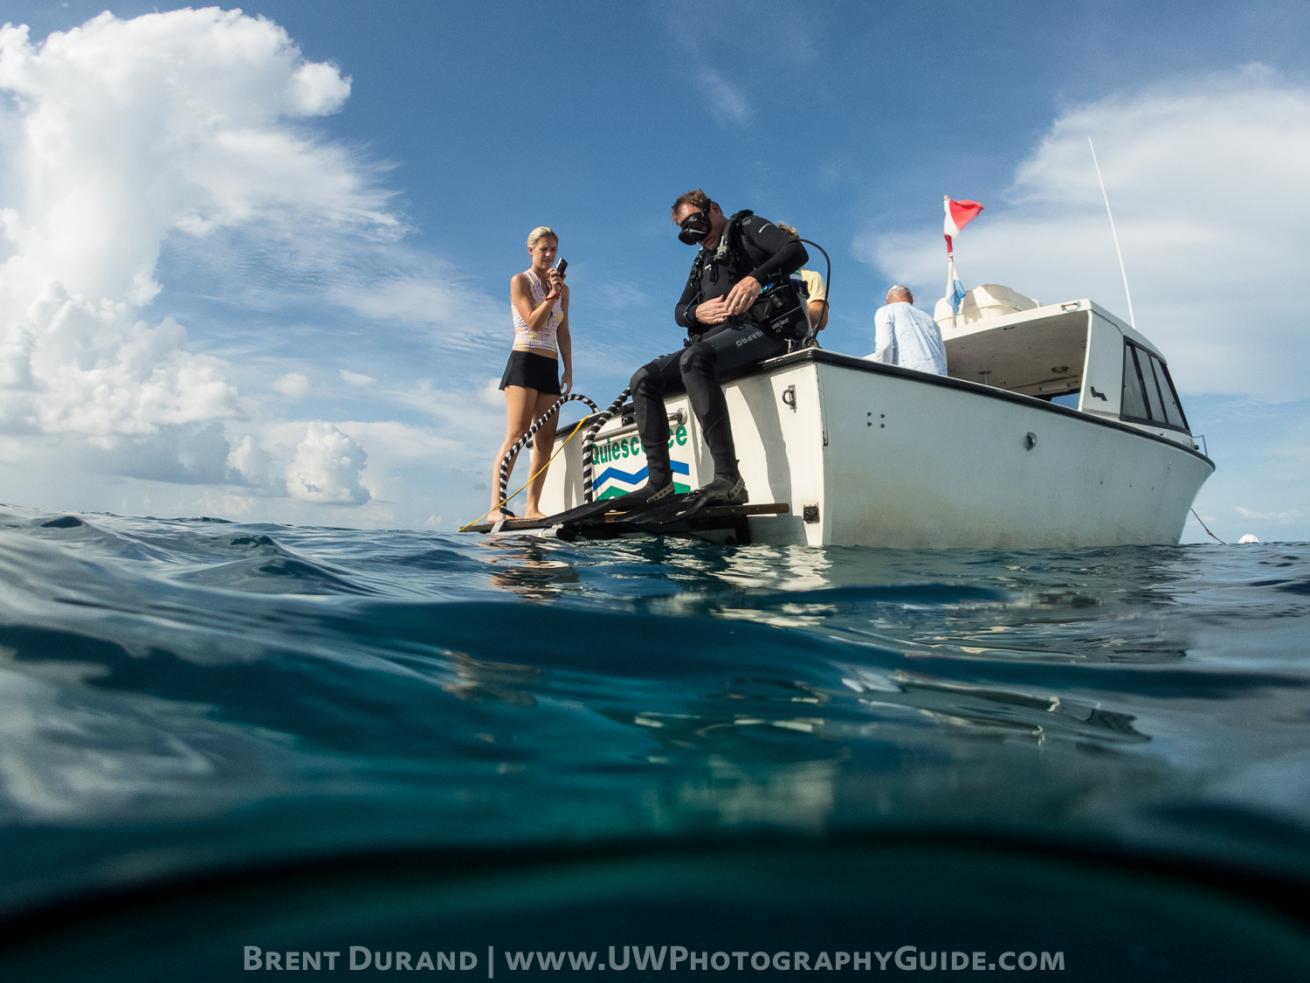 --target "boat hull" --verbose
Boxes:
[540,350,1214,549]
